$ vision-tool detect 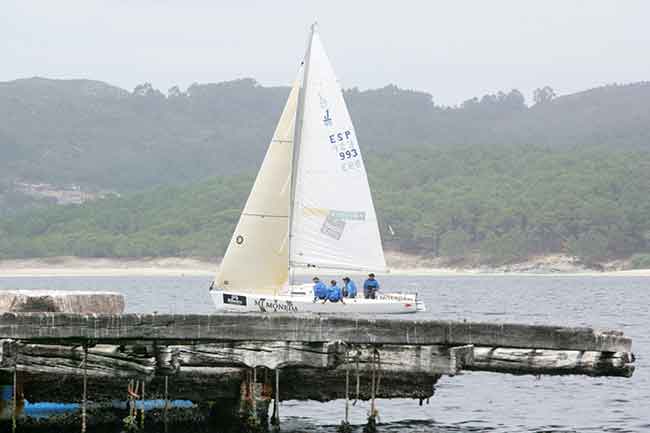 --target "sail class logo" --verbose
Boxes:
[323,109,332,126]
